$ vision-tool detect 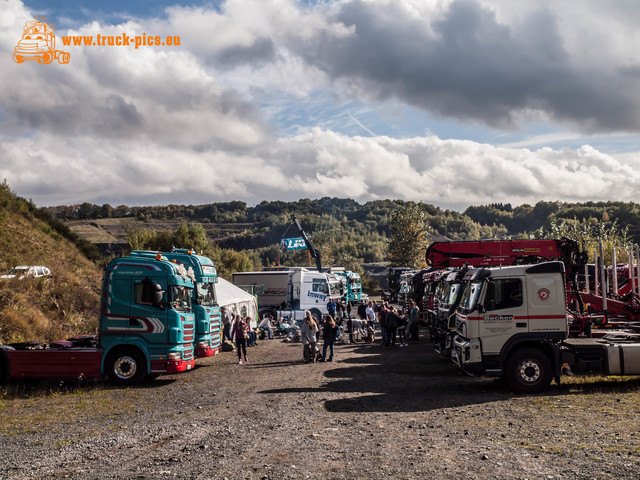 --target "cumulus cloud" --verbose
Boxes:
[2,0,640,211]
[3,128,640,210]
[285,0,640,134]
